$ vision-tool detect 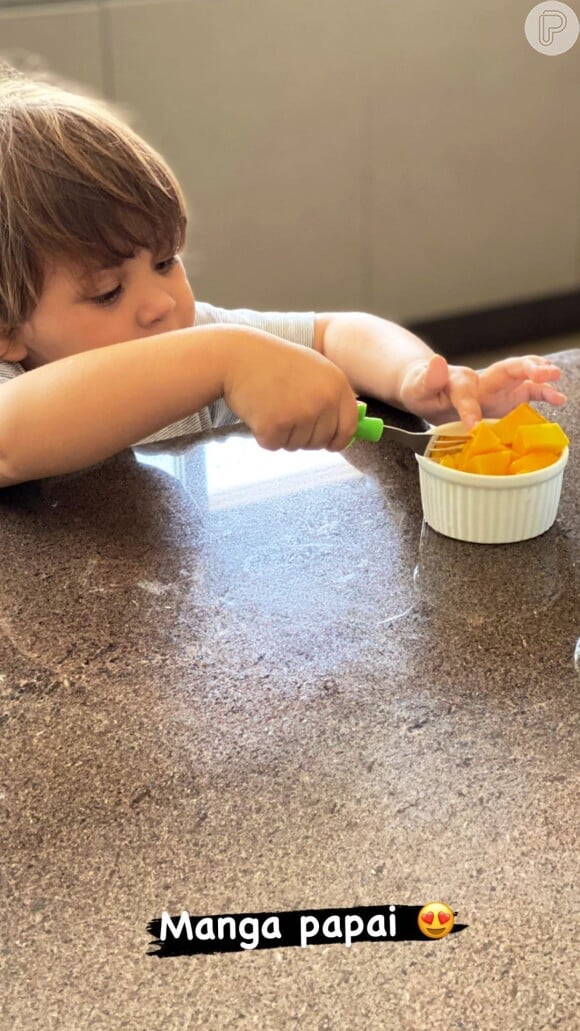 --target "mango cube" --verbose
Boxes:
[438,454,459,469]
[460,420,505,460]
[512,423,570,455]
[464,451,513,475]
[509,452,559,475]
[492,402,548,446]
